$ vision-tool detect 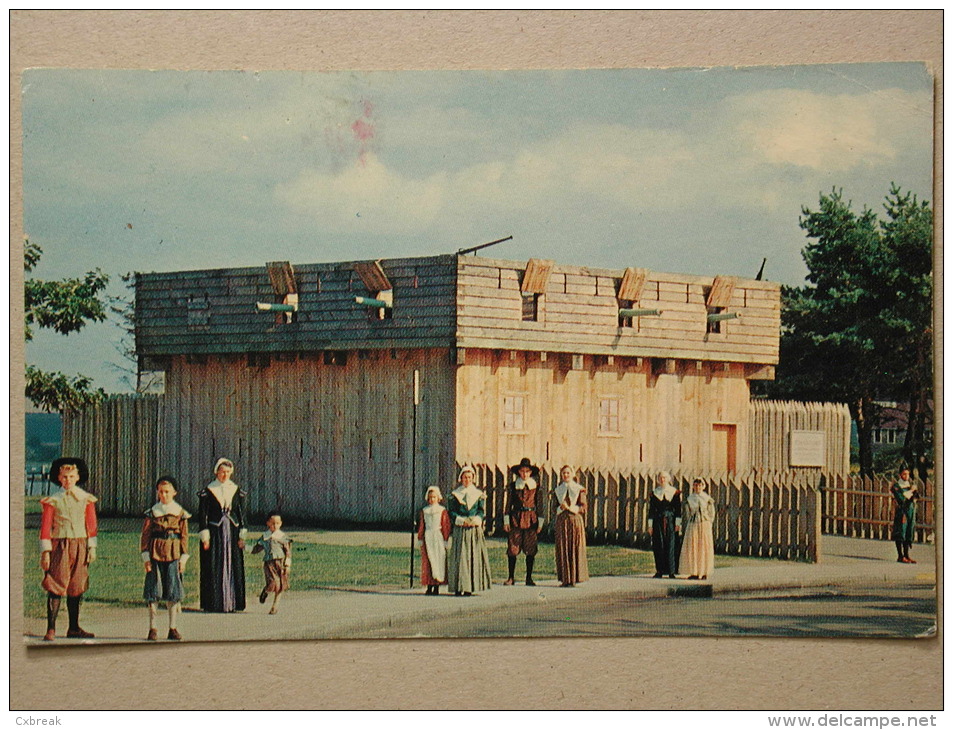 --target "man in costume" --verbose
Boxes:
[39,457,98,641]
[503,457,544,586]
